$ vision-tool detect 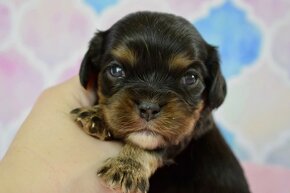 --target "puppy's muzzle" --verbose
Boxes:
[138,101,161,121]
